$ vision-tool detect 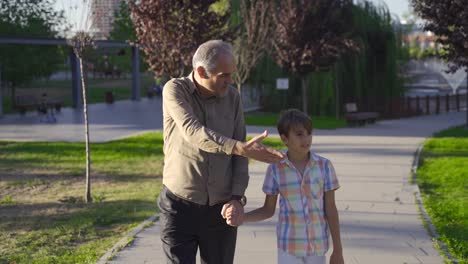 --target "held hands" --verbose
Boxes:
[234,130,286,163]
[221,200,244,226]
